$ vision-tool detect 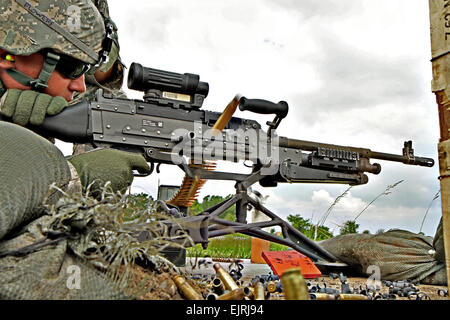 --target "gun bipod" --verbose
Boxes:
[155,165,348,272]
